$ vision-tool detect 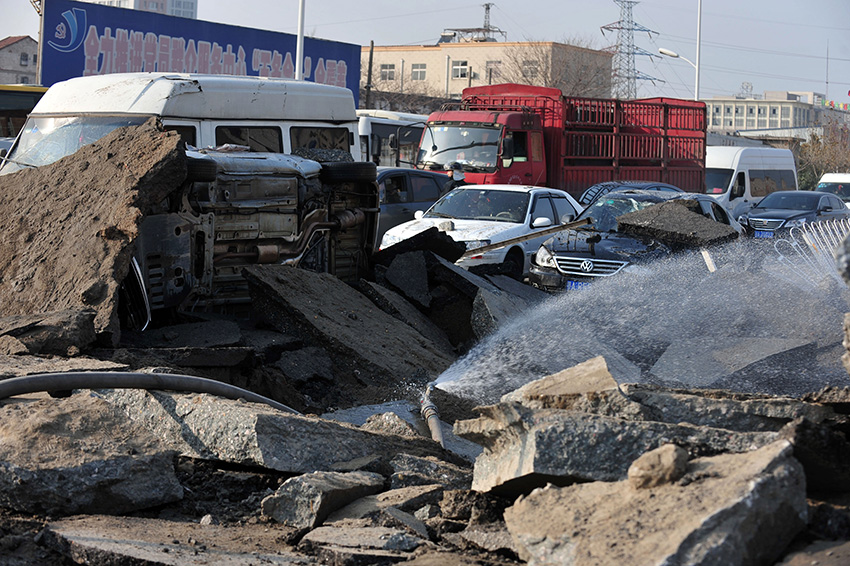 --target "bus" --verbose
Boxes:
[357,109,427,168]
[0,84,48,139]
